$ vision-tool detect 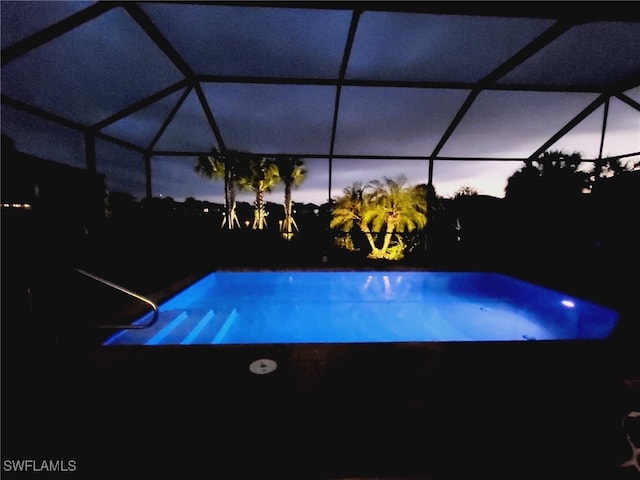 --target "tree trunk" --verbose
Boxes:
[281,184,298,239]
[253,183,267,230]
[223,160,238,229]
[360,220,383,257]
[379,222,396,258]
